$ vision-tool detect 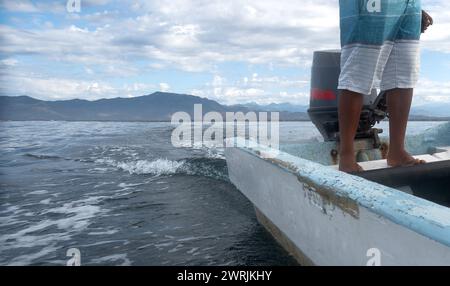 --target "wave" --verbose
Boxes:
[183,157,229,181]
[117,159,184,176]
[95,157,229,181]
[23,153,63,160]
